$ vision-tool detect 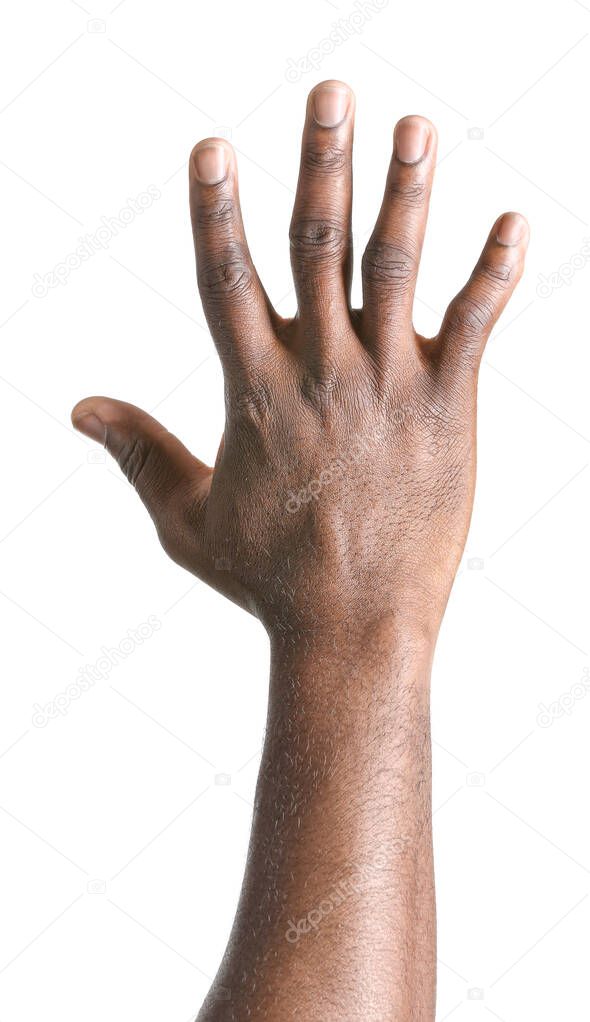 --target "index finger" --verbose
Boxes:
[189,139,276,375]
